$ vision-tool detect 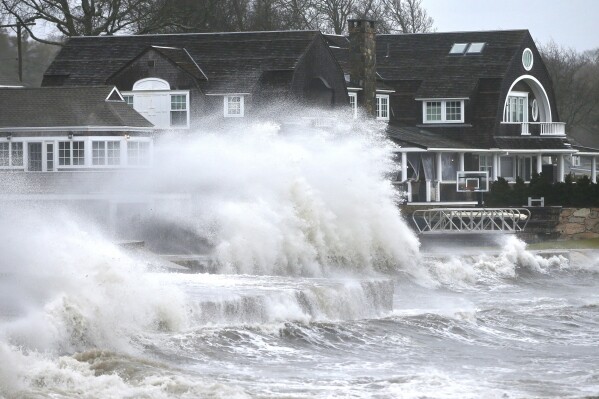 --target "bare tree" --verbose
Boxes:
[539,41,599,128]
[0,0,168,45]
[317,0,353,34]
[381,0,434,33]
